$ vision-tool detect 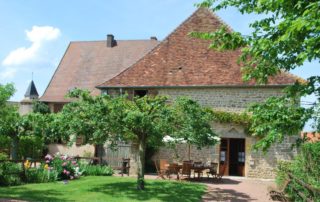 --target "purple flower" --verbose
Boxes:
[72,161,77,165]
[62,162,67,167]
[63,169,67,174]
[66,171,70,175]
